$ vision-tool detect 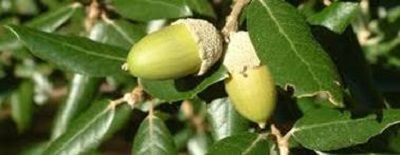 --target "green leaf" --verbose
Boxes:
[140,64,227,102]
[132,115,177,155]
[0,17,20,51]
[26,3,82,32]
[44,100,131,155]
[311,27,384,112]
[51,74,101,140]
[184,0,216,18]
[207,133,275,155]
[173,128,194,150]
[0,3,82,51]
[292,108,400,151]
[112,0,192,22]
[20,142,47,155]
[207,97,249,141]
[308,1,359,34]
[247,0,343,106]
[10,80,34,133]
[89,20,146,50]
[5,25,128,77]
